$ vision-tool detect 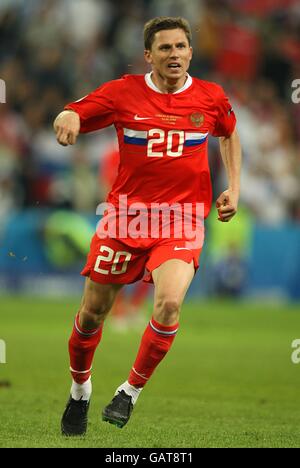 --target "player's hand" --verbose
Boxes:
[216,189,239,222]
[53,110,80,146]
